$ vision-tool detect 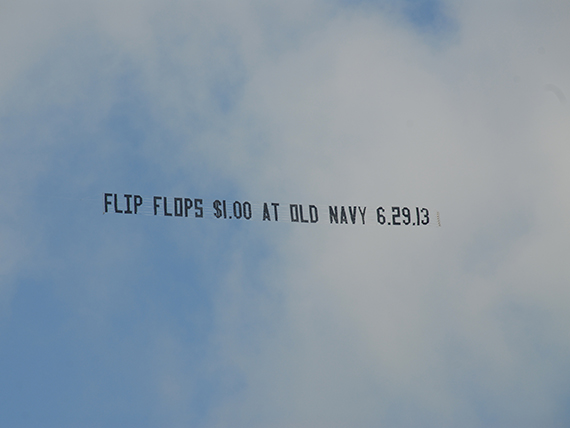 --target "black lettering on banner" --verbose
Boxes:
[153,196,161,215]
[290,204,299,222]
[349,206,357,224]
[124,194,133,214]
[233,201,242,219]
[402,207,410,225]
[376,207,386,224]
[102,194,435,227]
[329,206,338,224]
[421,208,429,225]
[299,205,309,223]
[195,199,203,218]
[163,197,172,216]
[340,206,348,224]
[309,205,319,223]
[174,198,183,217]
[243,202,252,220]
[263,203,271,221]
[114,193,123,214]
[358,206,366,224]
[391,206,400,225]
[134,195,143,214]
[185,198,194,217]
[104,193,113,213]
[213,200,222,218]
